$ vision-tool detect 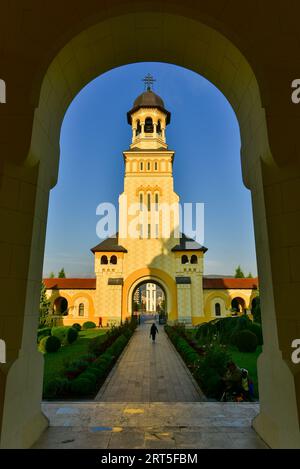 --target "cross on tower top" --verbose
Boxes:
[142,73,156,91]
